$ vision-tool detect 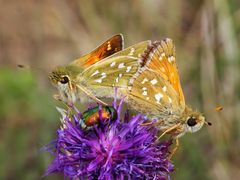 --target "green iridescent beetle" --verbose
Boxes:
[80,106,118,128]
